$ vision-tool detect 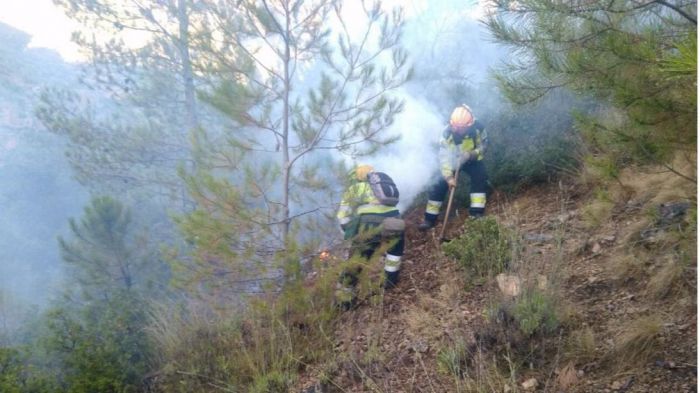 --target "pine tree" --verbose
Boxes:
[38,0,210,206]
[174,0,411,294]
[43,196,160,391]
[485,0,696,178]
[58,196,159,299]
